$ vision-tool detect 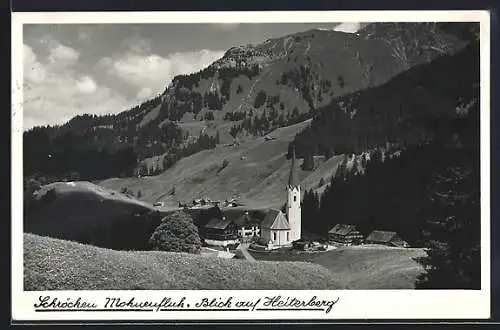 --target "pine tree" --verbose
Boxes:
[415,163,480,289]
